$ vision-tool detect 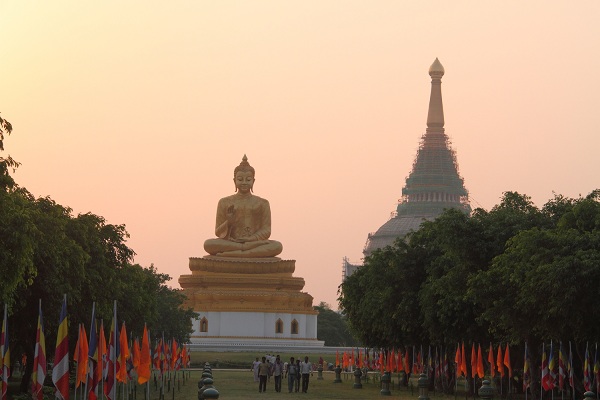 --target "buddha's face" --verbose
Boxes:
[234,170,254,193]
